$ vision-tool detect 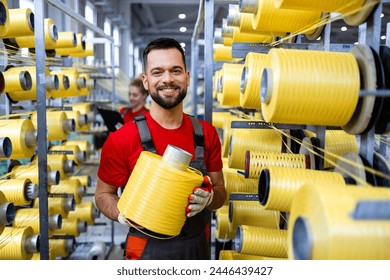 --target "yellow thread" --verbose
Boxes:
[71,42,94,57]
[49,238,72,258]
[0,191,8,234]
[228,200,280,231]
[224,170,257,201]
[252,0,323,35]
[215,205,236,240]
[289,184,390,259]
[0,118,36,159]
[232,26,273,43]
[213,44,238,62]
[0,226,34,260]
[246,151,307,179]
[64,140,94,160]
[118,151,203,237]
[49,144,84,165]
[34,153,71,180]
[55,33,85,55]
[33,197,72,219]
[324,130,359,169]
[68,201,96,225]
[31,111,72,141]
[0,0,10,37]
[79,73,94,96]
[55,31,76,48]
[2,8,34,38]
[240,52,268,109]
[258,166,346,212]
[220,63,245,106]
[70,175,92,187]
[236,225,288,258]
[261,48,360,126]
[49,178,84,204]
[3,66,32,92]
[228,128,283,169]
[219,250,272,260]
[0,178,32,206]
[51,68,84,98]
[15,18,57,49]
[53,217,83,237]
